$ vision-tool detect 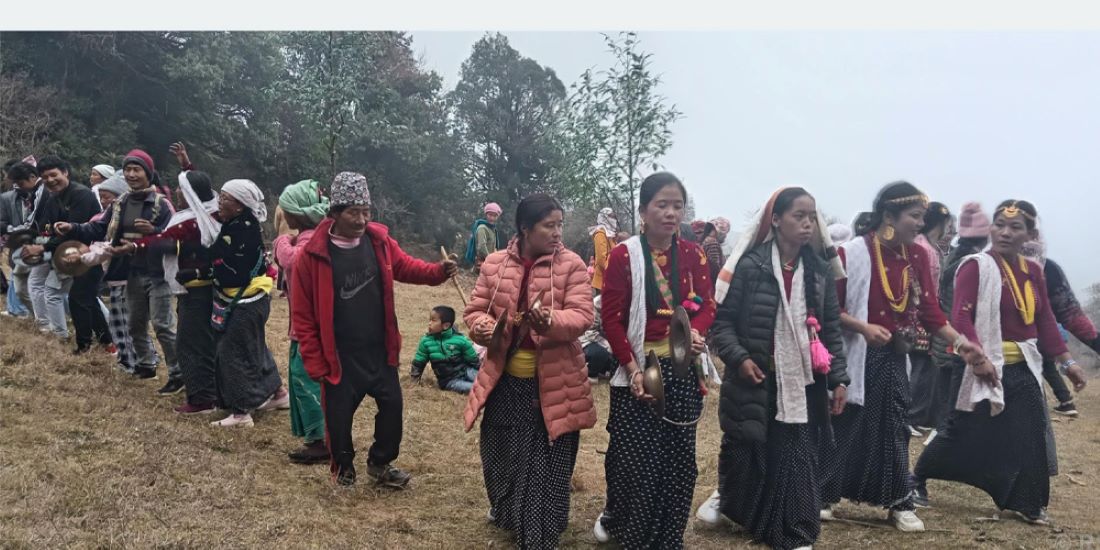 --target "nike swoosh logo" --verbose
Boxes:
[340,273,376,300]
